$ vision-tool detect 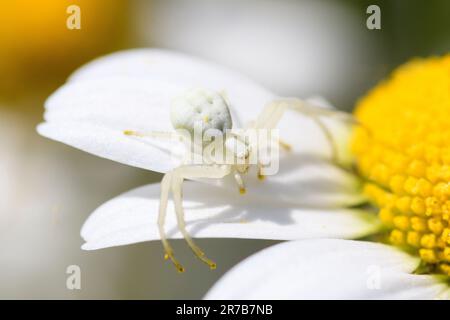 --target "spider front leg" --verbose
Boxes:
[123,130,183,141]
[172,174,217,269]
[253,98,356,163]
[158,172,183,271]
[158,164,232,272]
